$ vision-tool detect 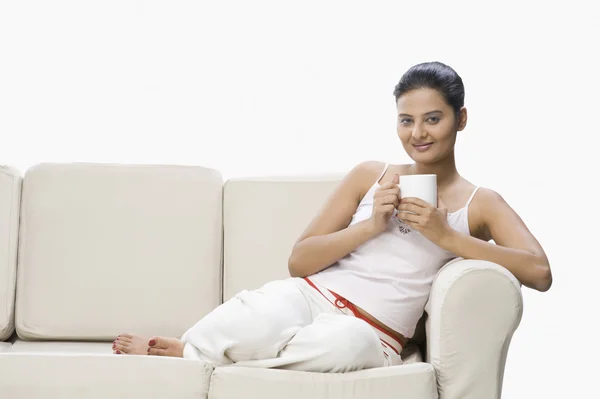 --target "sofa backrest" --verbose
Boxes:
[15,163,223,340]
[222,176,342,300]
[0,166,21,340]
